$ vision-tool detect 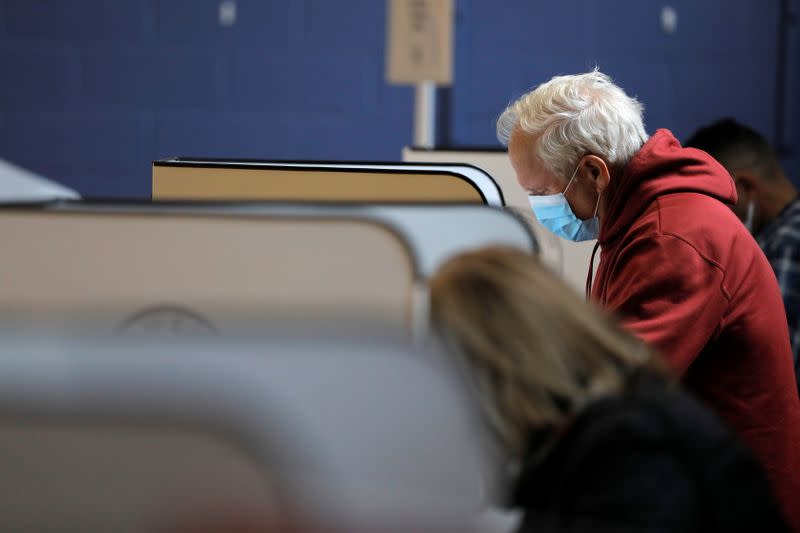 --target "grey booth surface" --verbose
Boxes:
[0,202,536,334]
[0,333,491,531]
[152,158,505,207]
[0,158,79,202]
